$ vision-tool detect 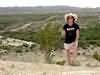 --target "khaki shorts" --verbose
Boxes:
[64,41,78,50]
